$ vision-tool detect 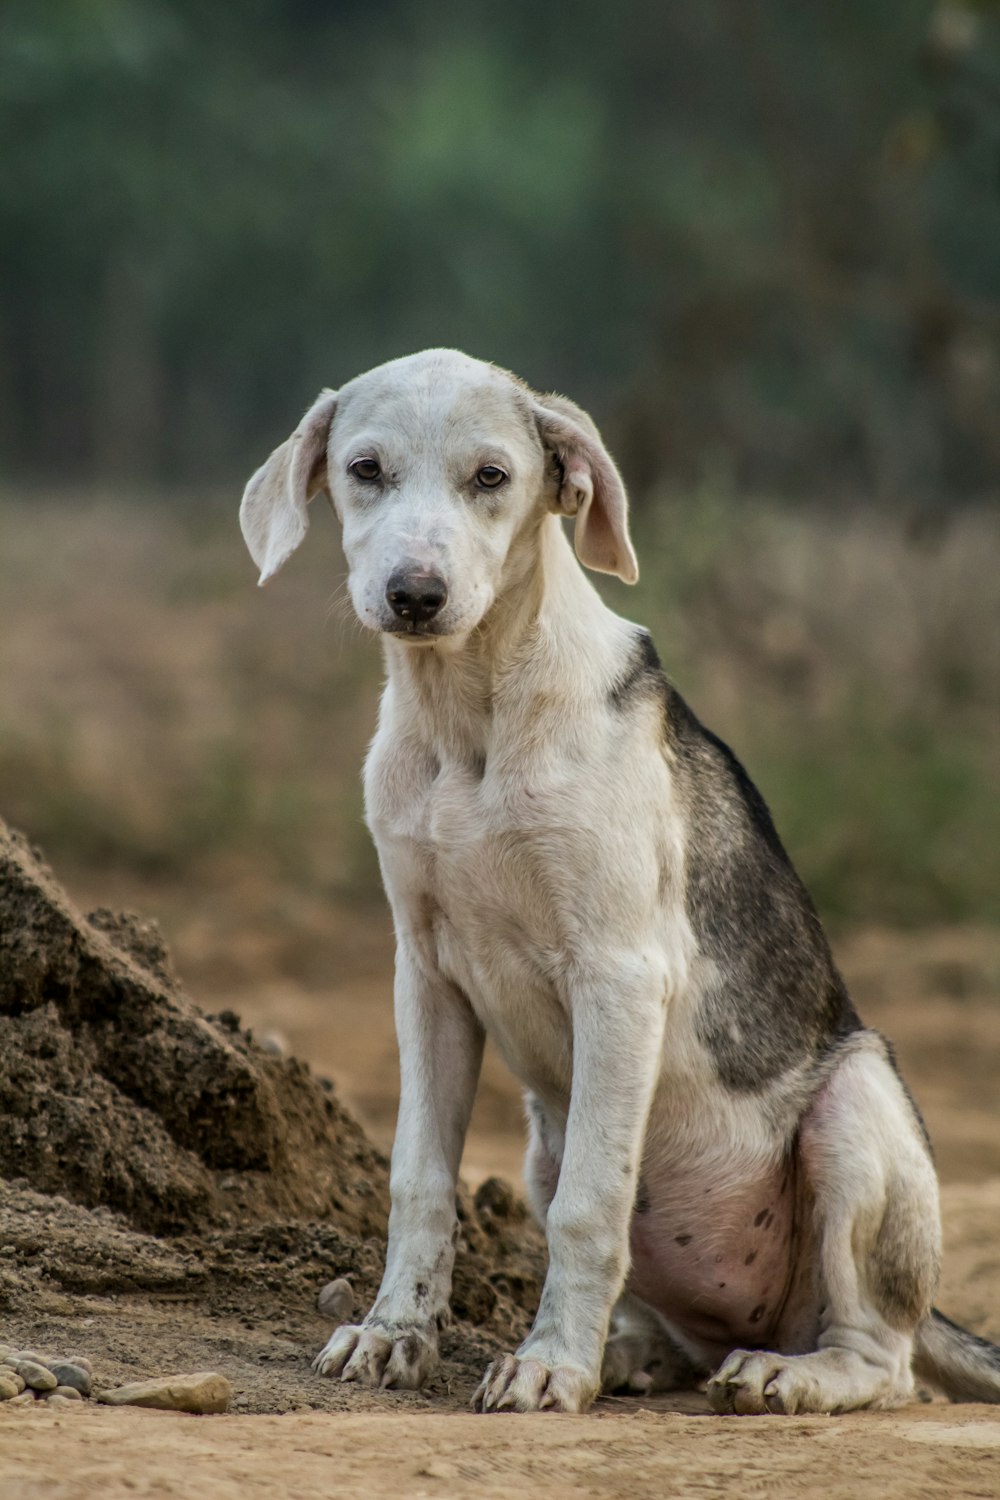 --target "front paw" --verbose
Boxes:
[312,1321,438,1390]
[472,1352,597,1413]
